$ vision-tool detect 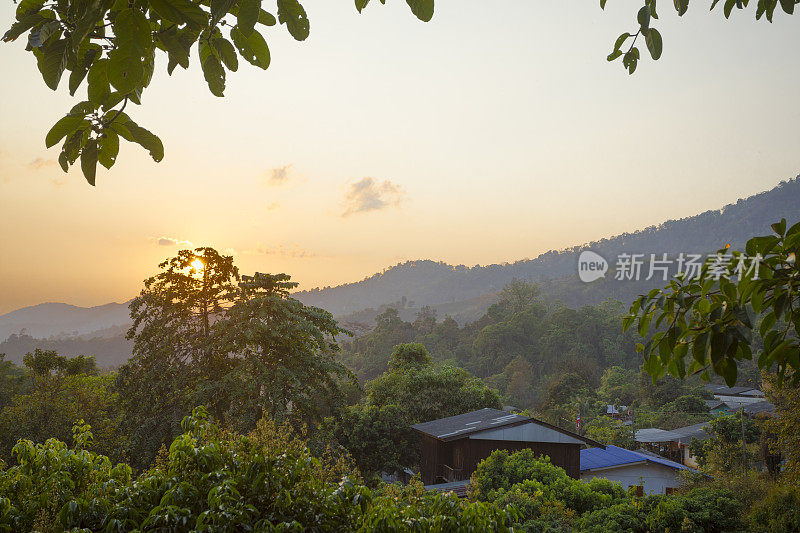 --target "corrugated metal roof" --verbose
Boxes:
[410,408,604,447]
[425,480,470,497]
[635,422,709,443]
[581,445,695,473]
[411,408,529,440]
